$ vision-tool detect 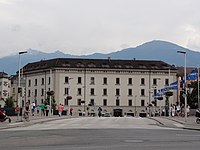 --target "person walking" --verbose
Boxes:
[186,104,190,117]
[36,105,40,116]
[15,105,20,120]
[172,104,176,117]
[31,102,36,116]
[24,102,30,121]
[45,104,50,117]
[40,103,45,116]
[58,104,64,117]
[70,107,73,116]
